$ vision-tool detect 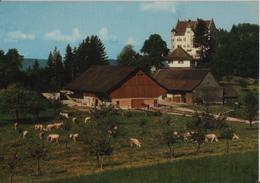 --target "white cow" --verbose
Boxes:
[23,130,28,139]
[14,122,19,131]
[47,134,60,143]
[54,122,64,129]
[69,133,79,143]
[72,117,77,124]
[39,132,45,140]
[46,124,56,131]
[84,117,91,124]
[60,112,69,119]
[129,138,141,148]
[34,124,44,131]
[232,133,239,140]
[205,133,219,143]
